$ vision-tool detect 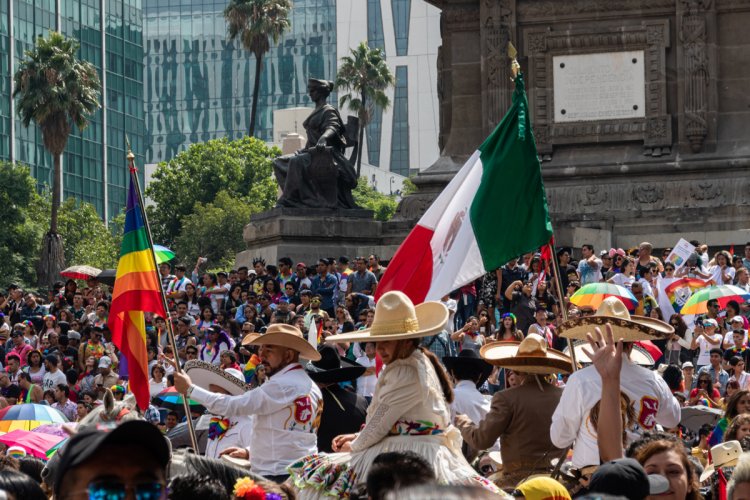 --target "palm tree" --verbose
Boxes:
[224,0,291,137]
[335,41,395,177]
[13,31,101,287]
